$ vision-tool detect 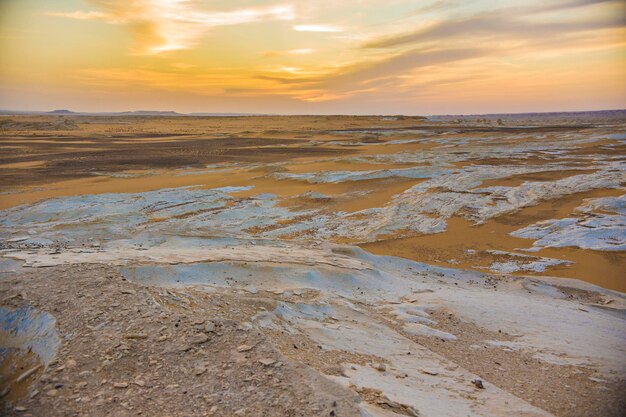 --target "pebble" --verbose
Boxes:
[237,345,253,352]
[14,406,27,412]
[421,369,439,376]
[194,366,207,376]
[16,365,42,383]
[113,382,129,389]
[125,333,148,339]
[373,363,386,372]
[190,334,209,344]
[259,359,276,366]
[204,322,216,333]
[471,379,485,389]
[47,389,58,397]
